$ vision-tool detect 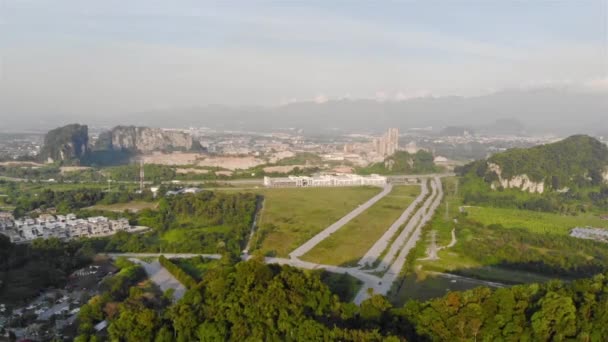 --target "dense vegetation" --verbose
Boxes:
[158,256,198,289]
[400,273,608,340]
[7,186,153,217]
[99,260,394,341]
[87,191,258,257]
[77,258,608,341]
[76,257,149,341]
[458,135,608,212]
[12,188,106,217]
[104,164,177,183]
[0,164,61,180]
[488,135,608,186]
[0,236,93,303]
[454,220,608,279]
[358,150,438,175]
